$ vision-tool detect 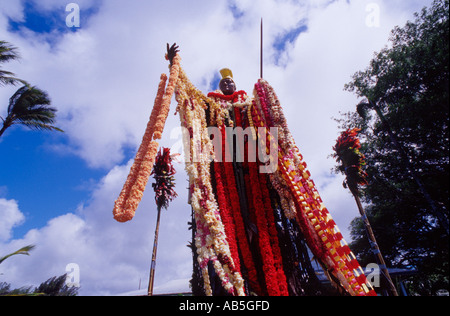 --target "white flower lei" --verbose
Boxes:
[175,69,245,296]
